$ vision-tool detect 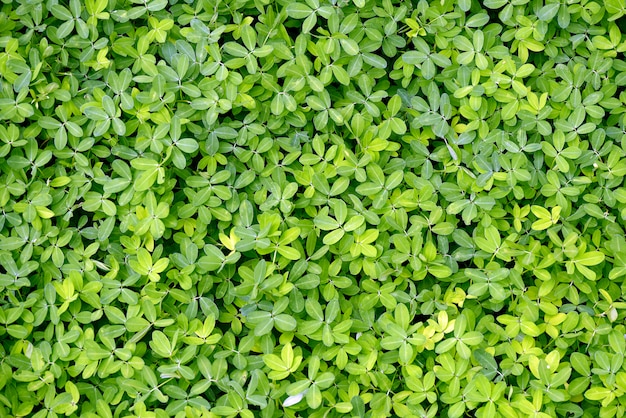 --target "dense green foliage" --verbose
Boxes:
[2,0,626,417]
